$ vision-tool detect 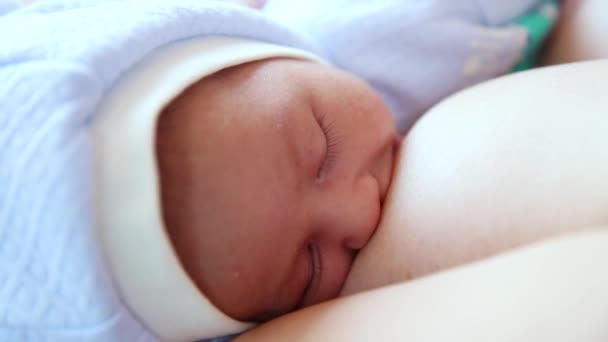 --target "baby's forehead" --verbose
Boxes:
[165,58,322,129]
